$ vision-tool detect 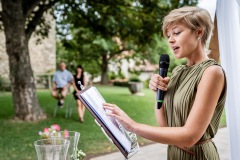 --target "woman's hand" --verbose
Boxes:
[149,74,170,93]
[103,103,137,133]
